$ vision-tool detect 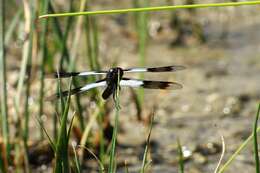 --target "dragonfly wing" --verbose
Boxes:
[120,78,182,90]
[123,65,185,73]
[47,70,108,78]
[46,79,107,101]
